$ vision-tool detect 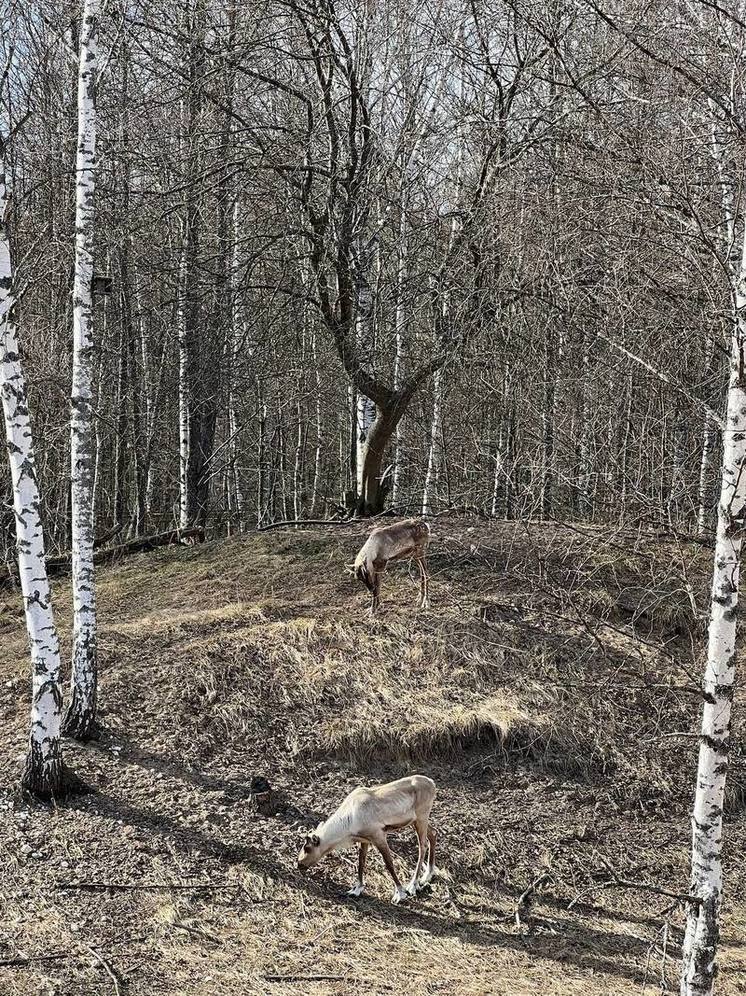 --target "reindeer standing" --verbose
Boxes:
[297,775,437,903]
[352,518,431,614]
